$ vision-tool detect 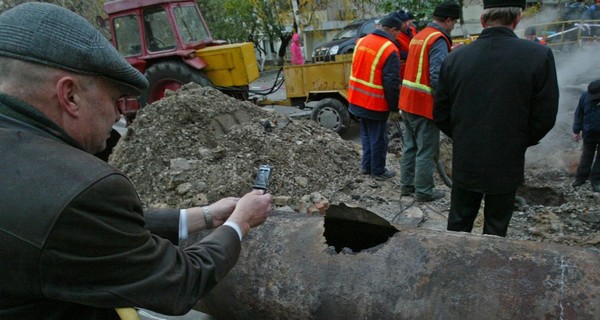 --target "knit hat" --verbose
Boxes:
[525,26,537,36]
[589,80,600,100]
[380,11,408,30]
[483,0,526,9]
[433,1,462,19]
[0,2,148,94]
